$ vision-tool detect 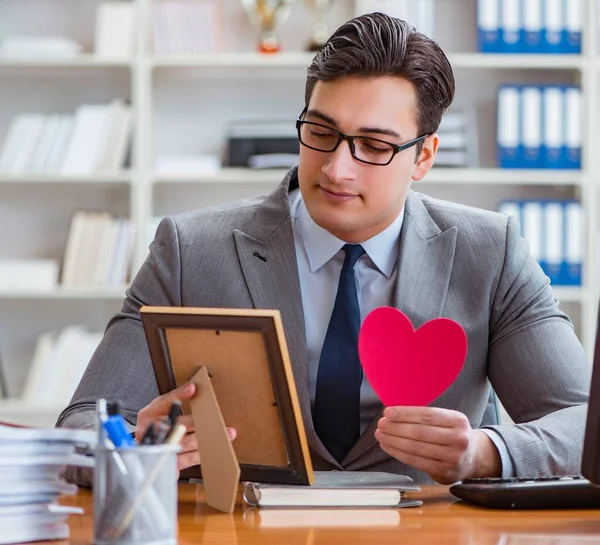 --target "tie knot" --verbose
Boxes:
[342,244,365,269]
